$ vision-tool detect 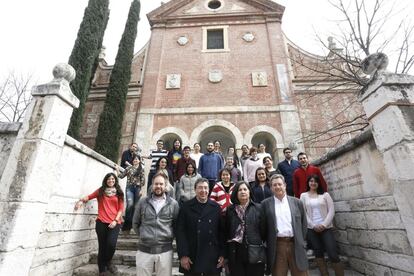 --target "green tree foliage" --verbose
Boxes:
[67,0,109,139]
[94,0,141,161]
